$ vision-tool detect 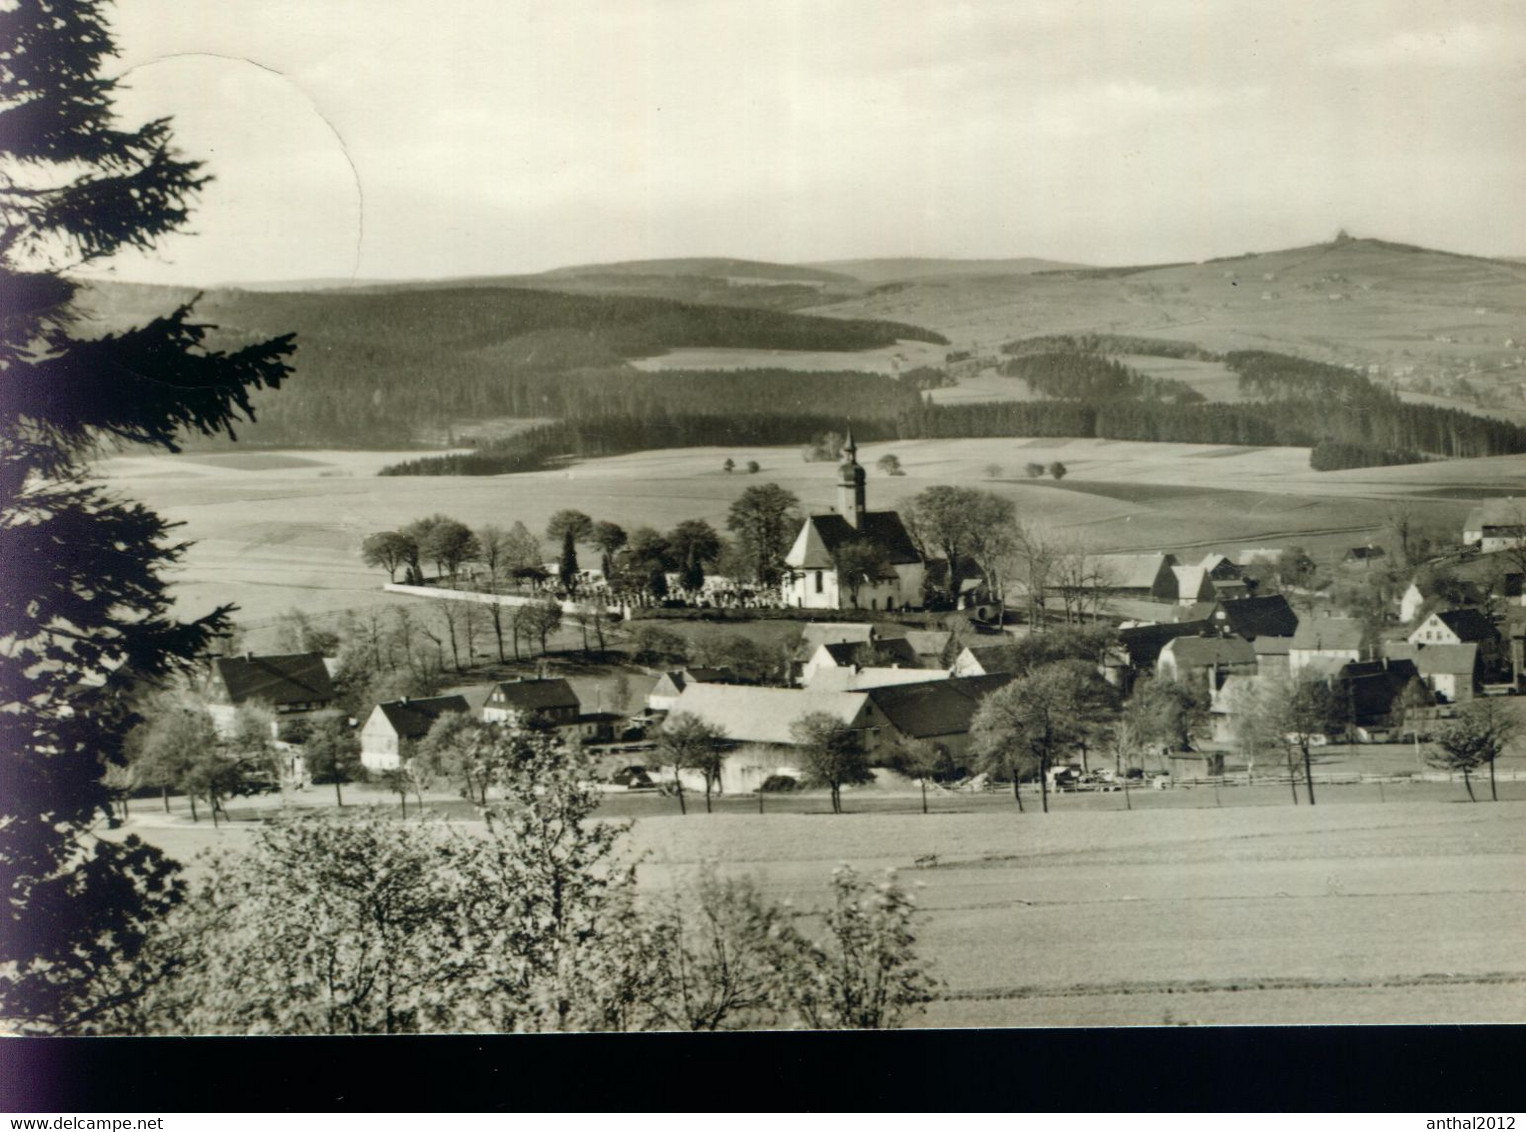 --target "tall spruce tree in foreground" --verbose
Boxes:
[0,0,295,1032]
